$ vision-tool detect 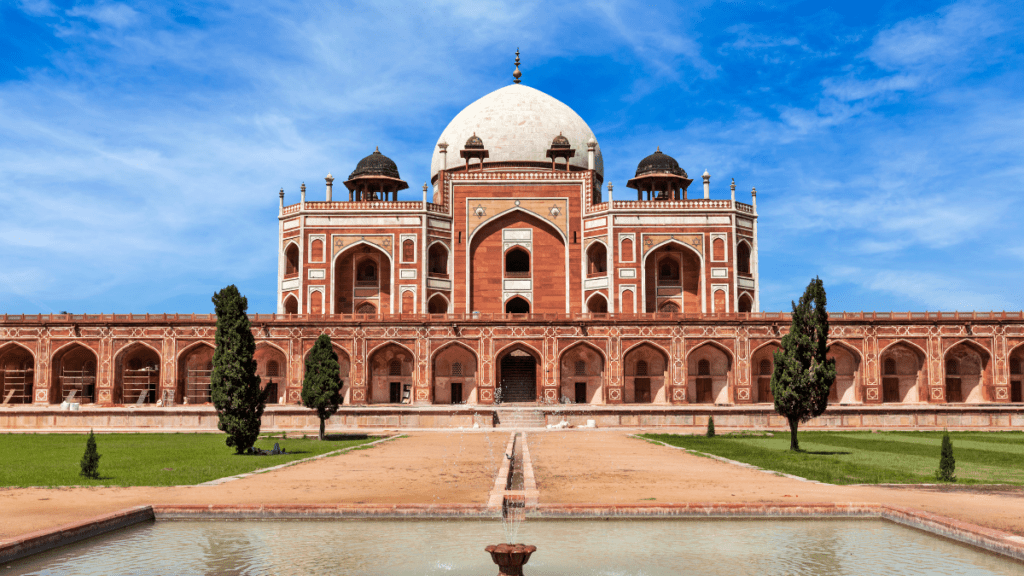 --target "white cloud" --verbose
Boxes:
[17,0,55,16]
[66,1,140,29]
